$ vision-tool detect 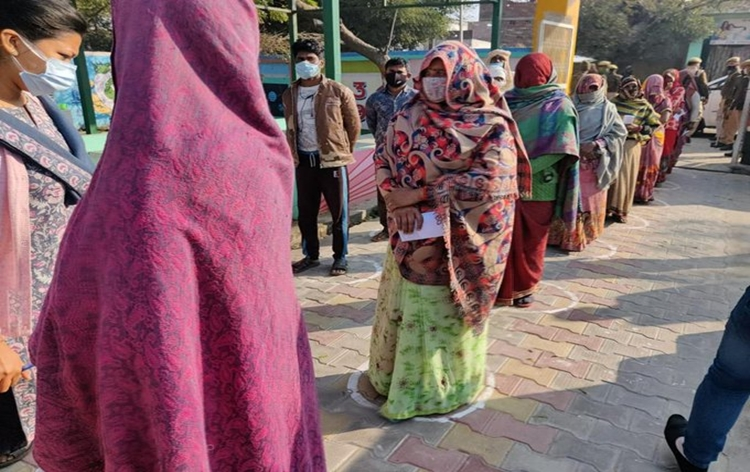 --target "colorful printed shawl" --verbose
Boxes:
[29,1,325,470]
[572,74,627,191]
[505,56,582,251]
[612,78,662,143]
[375,41,531,328]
